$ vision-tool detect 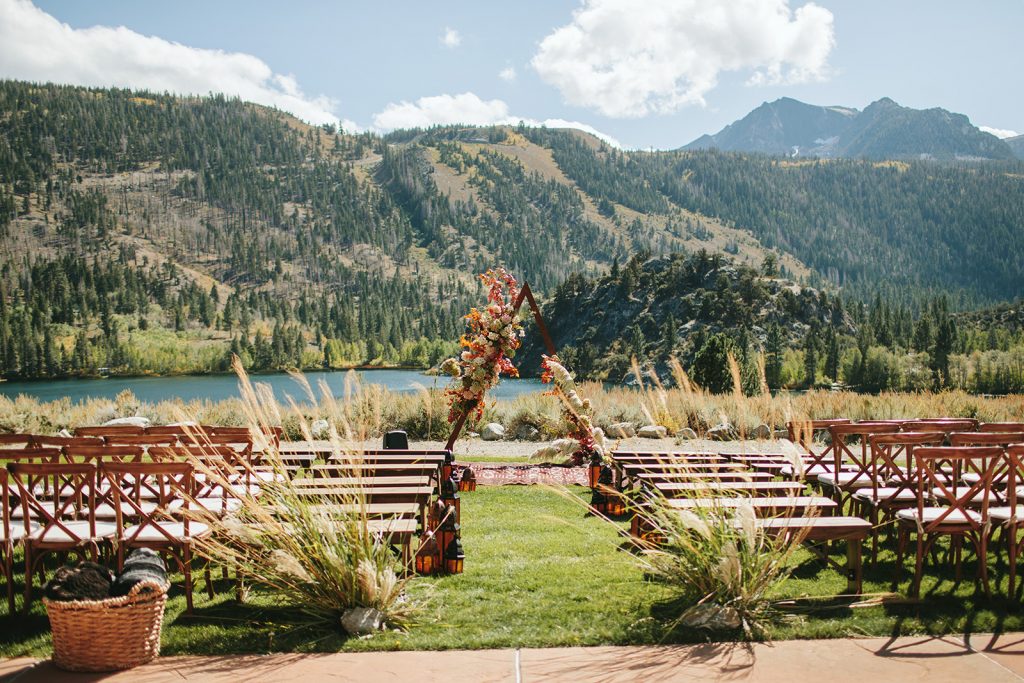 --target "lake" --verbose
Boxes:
[0,370,546,405]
